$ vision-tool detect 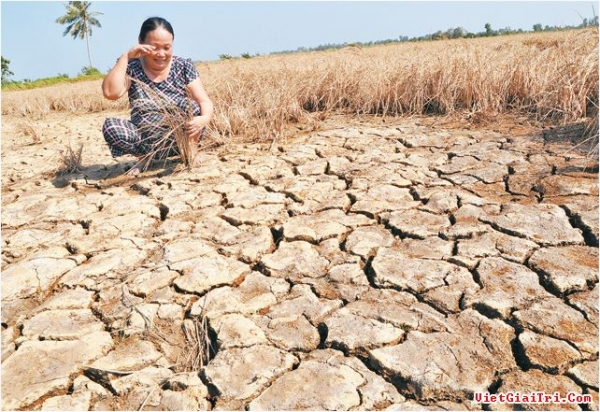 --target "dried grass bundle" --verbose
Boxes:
[128,78,199,172]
